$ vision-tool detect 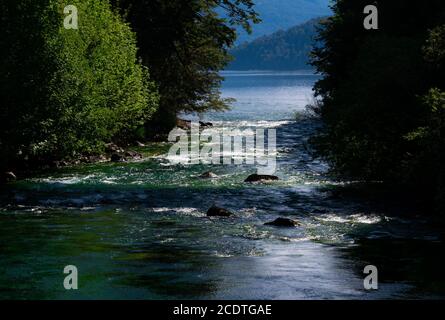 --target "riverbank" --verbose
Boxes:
[1,117,215,184]
[0,141,173,185]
